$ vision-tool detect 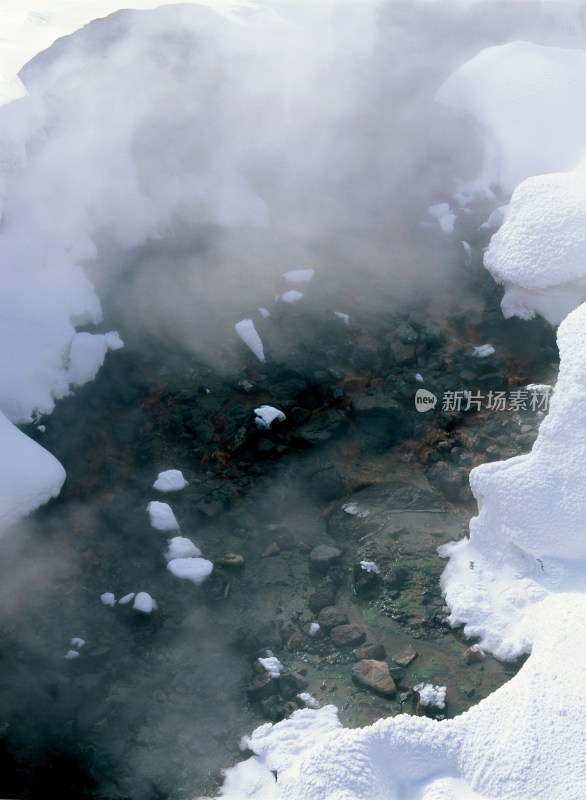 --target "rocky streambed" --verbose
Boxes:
[0,250,557,799]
